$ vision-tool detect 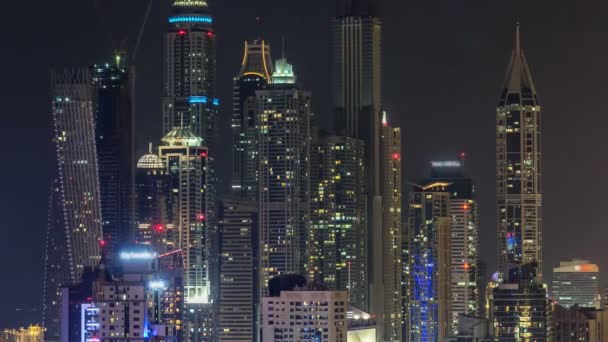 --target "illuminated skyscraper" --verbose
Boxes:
[426,158,480,334]
[379,112,402,341]
[42,179,71,342]
[407,183,452,342]
[333,0,383,318]
[162,2,219,338]
[496,25,543,280]
[488,26,550,341]
[257,59,311,297]
[51,68,102,281]
[158,127,210,304]
[232,40,273,199]
[309,133,367,309]
[158,127,213,341]
[91,56,135,259]
[162,0,218,143]
[218,201,258,342]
